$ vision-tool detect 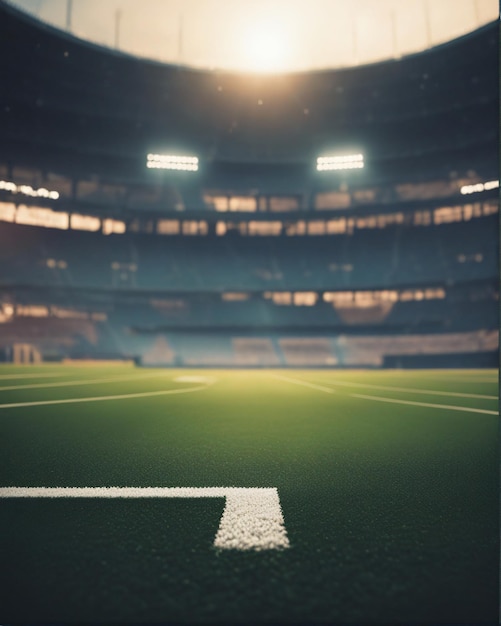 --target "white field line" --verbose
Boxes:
[350,393,499,416]
[315,379,497,400]
[449,373,498,377]
[394,373,498,384]
[173,376,215,384]
[270,374,336,394]
[0,486,289,551]
[388,369,498,374]
[273,374,498,415]
[0,372,79,380]
[0,371,174,392]
[436,377,498,385]
[0,381,215,409]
